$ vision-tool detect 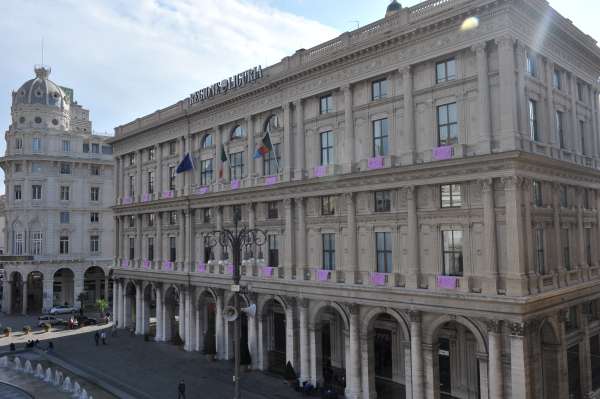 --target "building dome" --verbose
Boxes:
[386,0,402,17]
[12,66,69,110]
